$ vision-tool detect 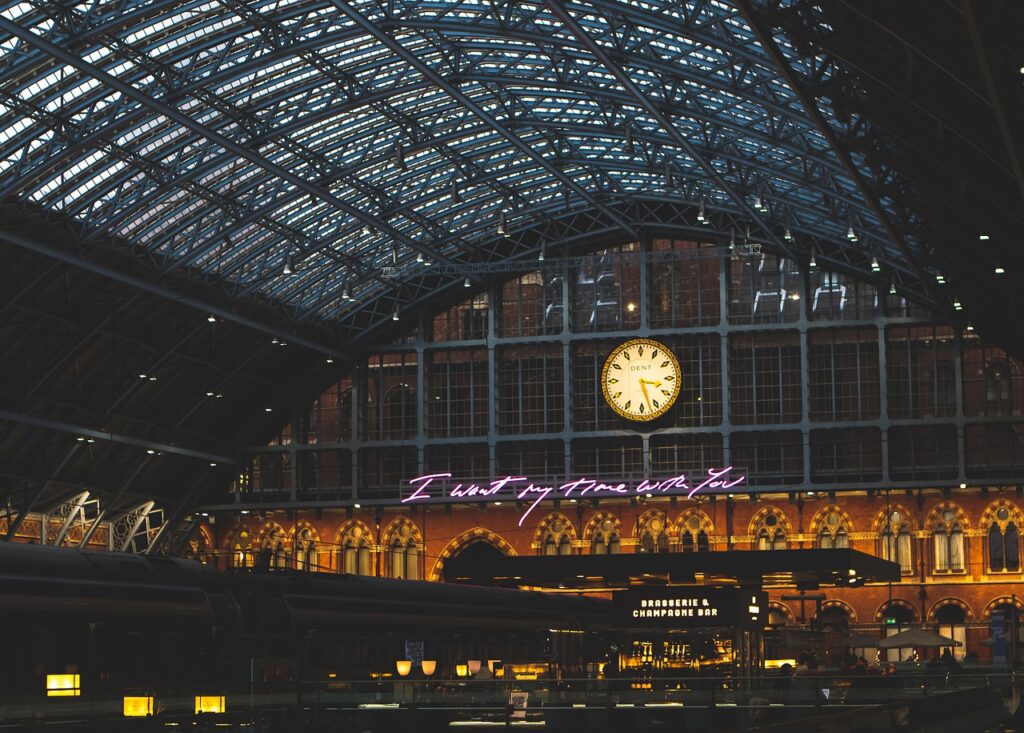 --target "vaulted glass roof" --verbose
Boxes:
[0,0,934,333]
